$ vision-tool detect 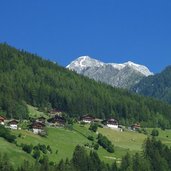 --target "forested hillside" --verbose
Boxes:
[1,43,171,127]
[132,66,171,104]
